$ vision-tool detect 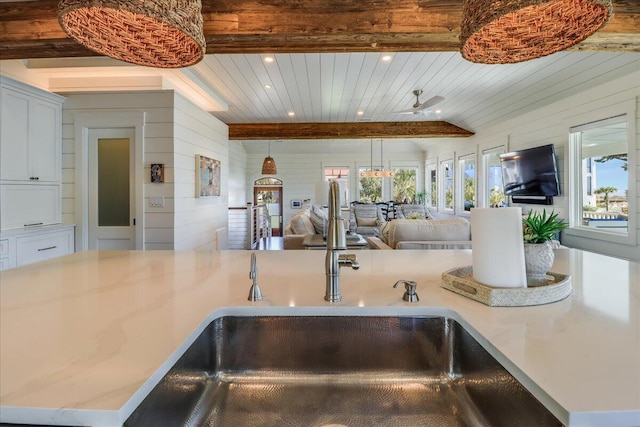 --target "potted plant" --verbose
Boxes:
[522,210,568,284]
